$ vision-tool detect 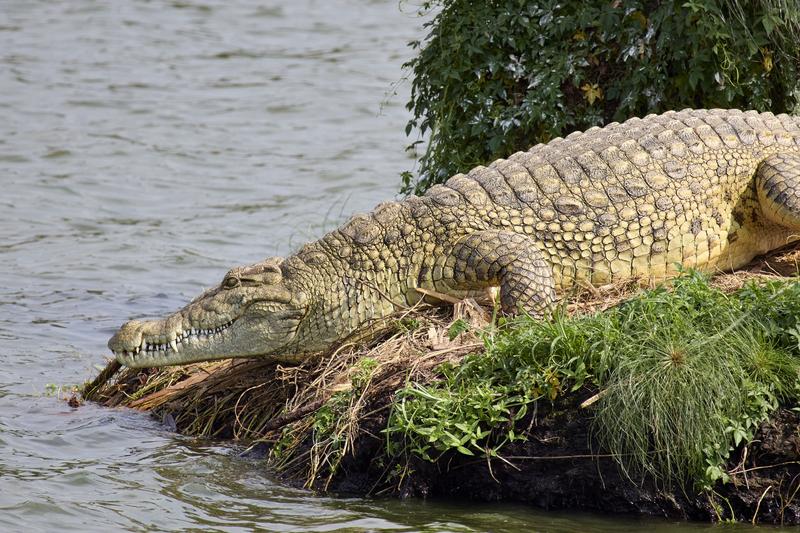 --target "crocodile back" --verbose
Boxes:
[425,109,800,286]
